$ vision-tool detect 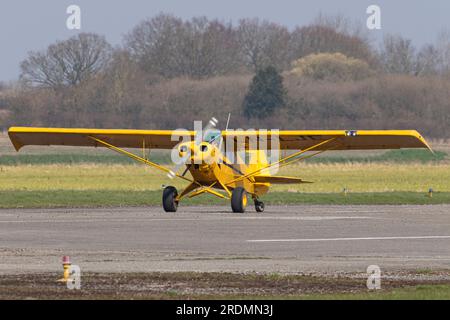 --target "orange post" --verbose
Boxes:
[58,256,71,283]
